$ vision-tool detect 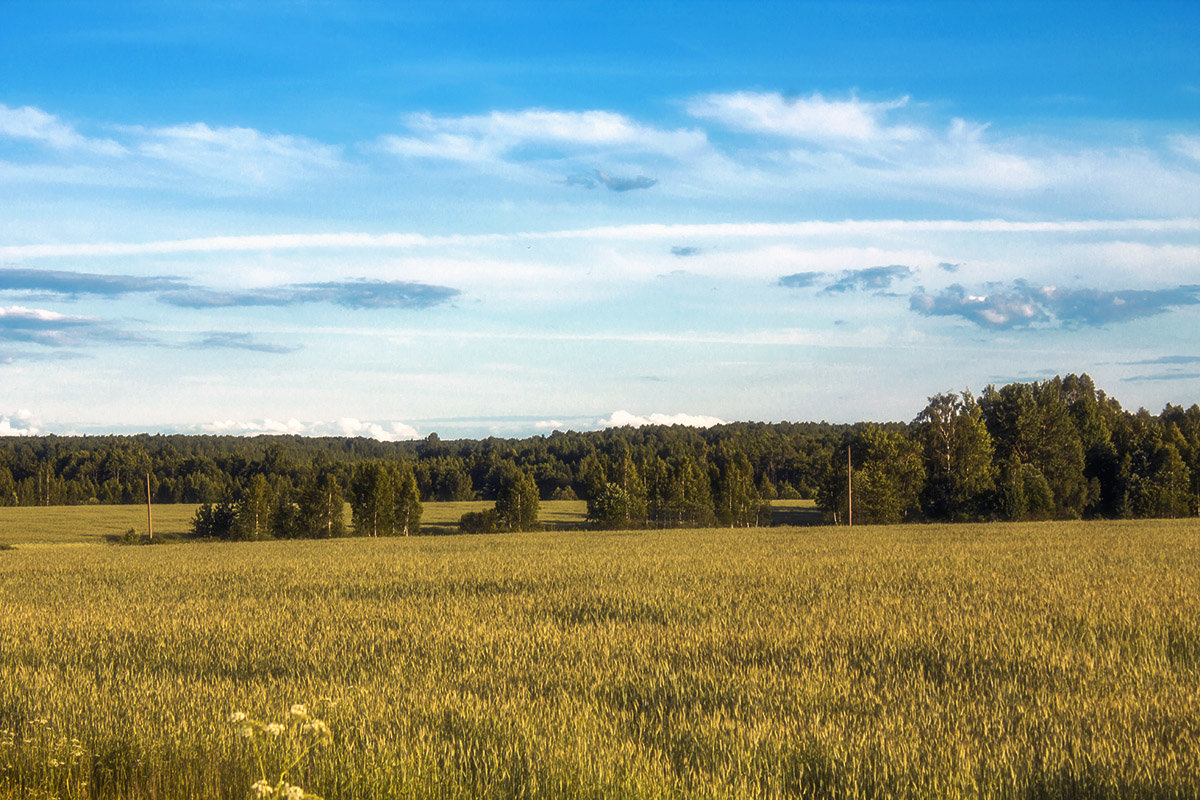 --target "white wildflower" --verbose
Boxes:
[250,779,274,798]
[288,703,307,719]
[264,722,285,737]
[282,784,306,800]
[300,719,329,737]
[229,711,247,723]
[239,726,255,739]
